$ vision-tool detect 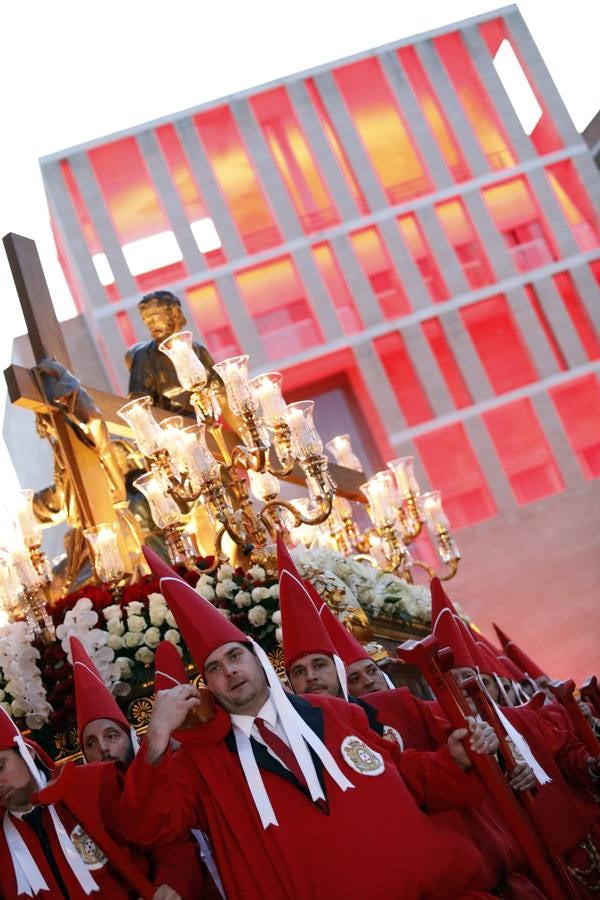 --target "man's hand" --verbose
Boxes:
[146,685,206,764]
[152,885,182,900]
[448,717,499,771]
[509,761,536,792]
